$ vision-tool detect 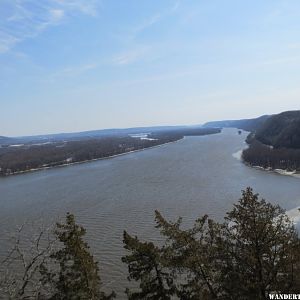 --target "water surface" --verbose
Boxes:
[1,128,300,297]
